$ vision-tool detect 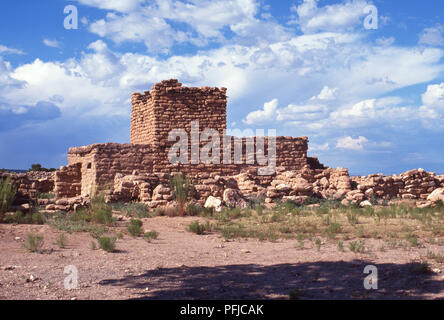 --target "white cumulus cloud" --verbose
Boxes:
[291,0,370,34]
[419,25,444,47]
[336,136,368,151]
[43,39,61,48]
[243,99,278,125]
